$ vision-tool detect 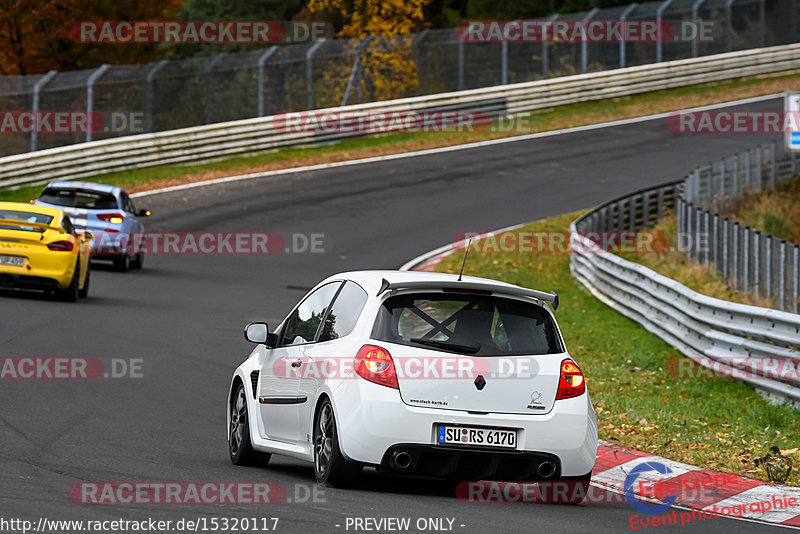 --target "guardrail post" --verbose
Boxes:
[204,53,227,124]
[656,0,676,63]
[779,241,786,311]
[765,235,772,305]
[619,4,637,68]
[723,217,729,280]
[754,231,760,299]
[30,70,57,152]
[257,47,278,117]
[306,39,325,110]
[732,221,739,290]
[582,8,599,73]
[713,214,719,272]
[543,14,558,79]
[704,211,710,266]
[743,226,749,294]
[691,0,707,57]
[145,60,167,133]
[794,246,799,314]
[86,64,109,143]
